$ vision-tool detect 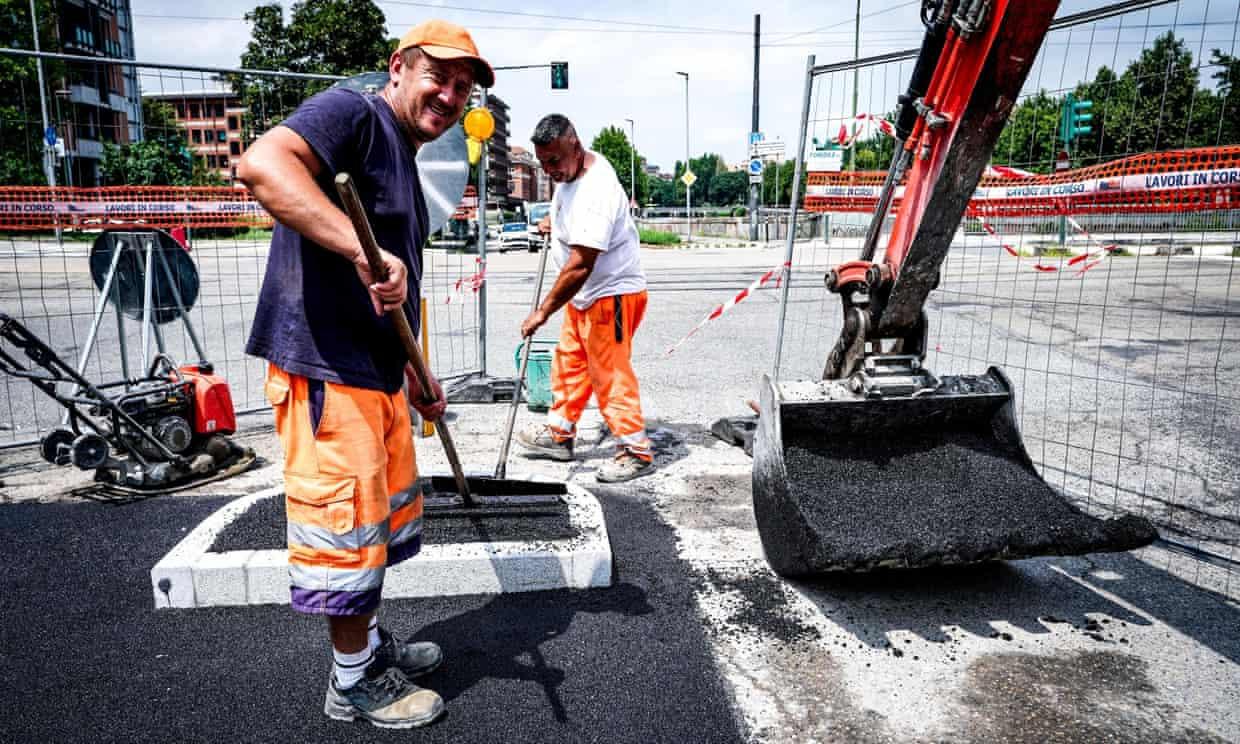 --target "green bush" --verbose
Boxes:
[638,228,681,246]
